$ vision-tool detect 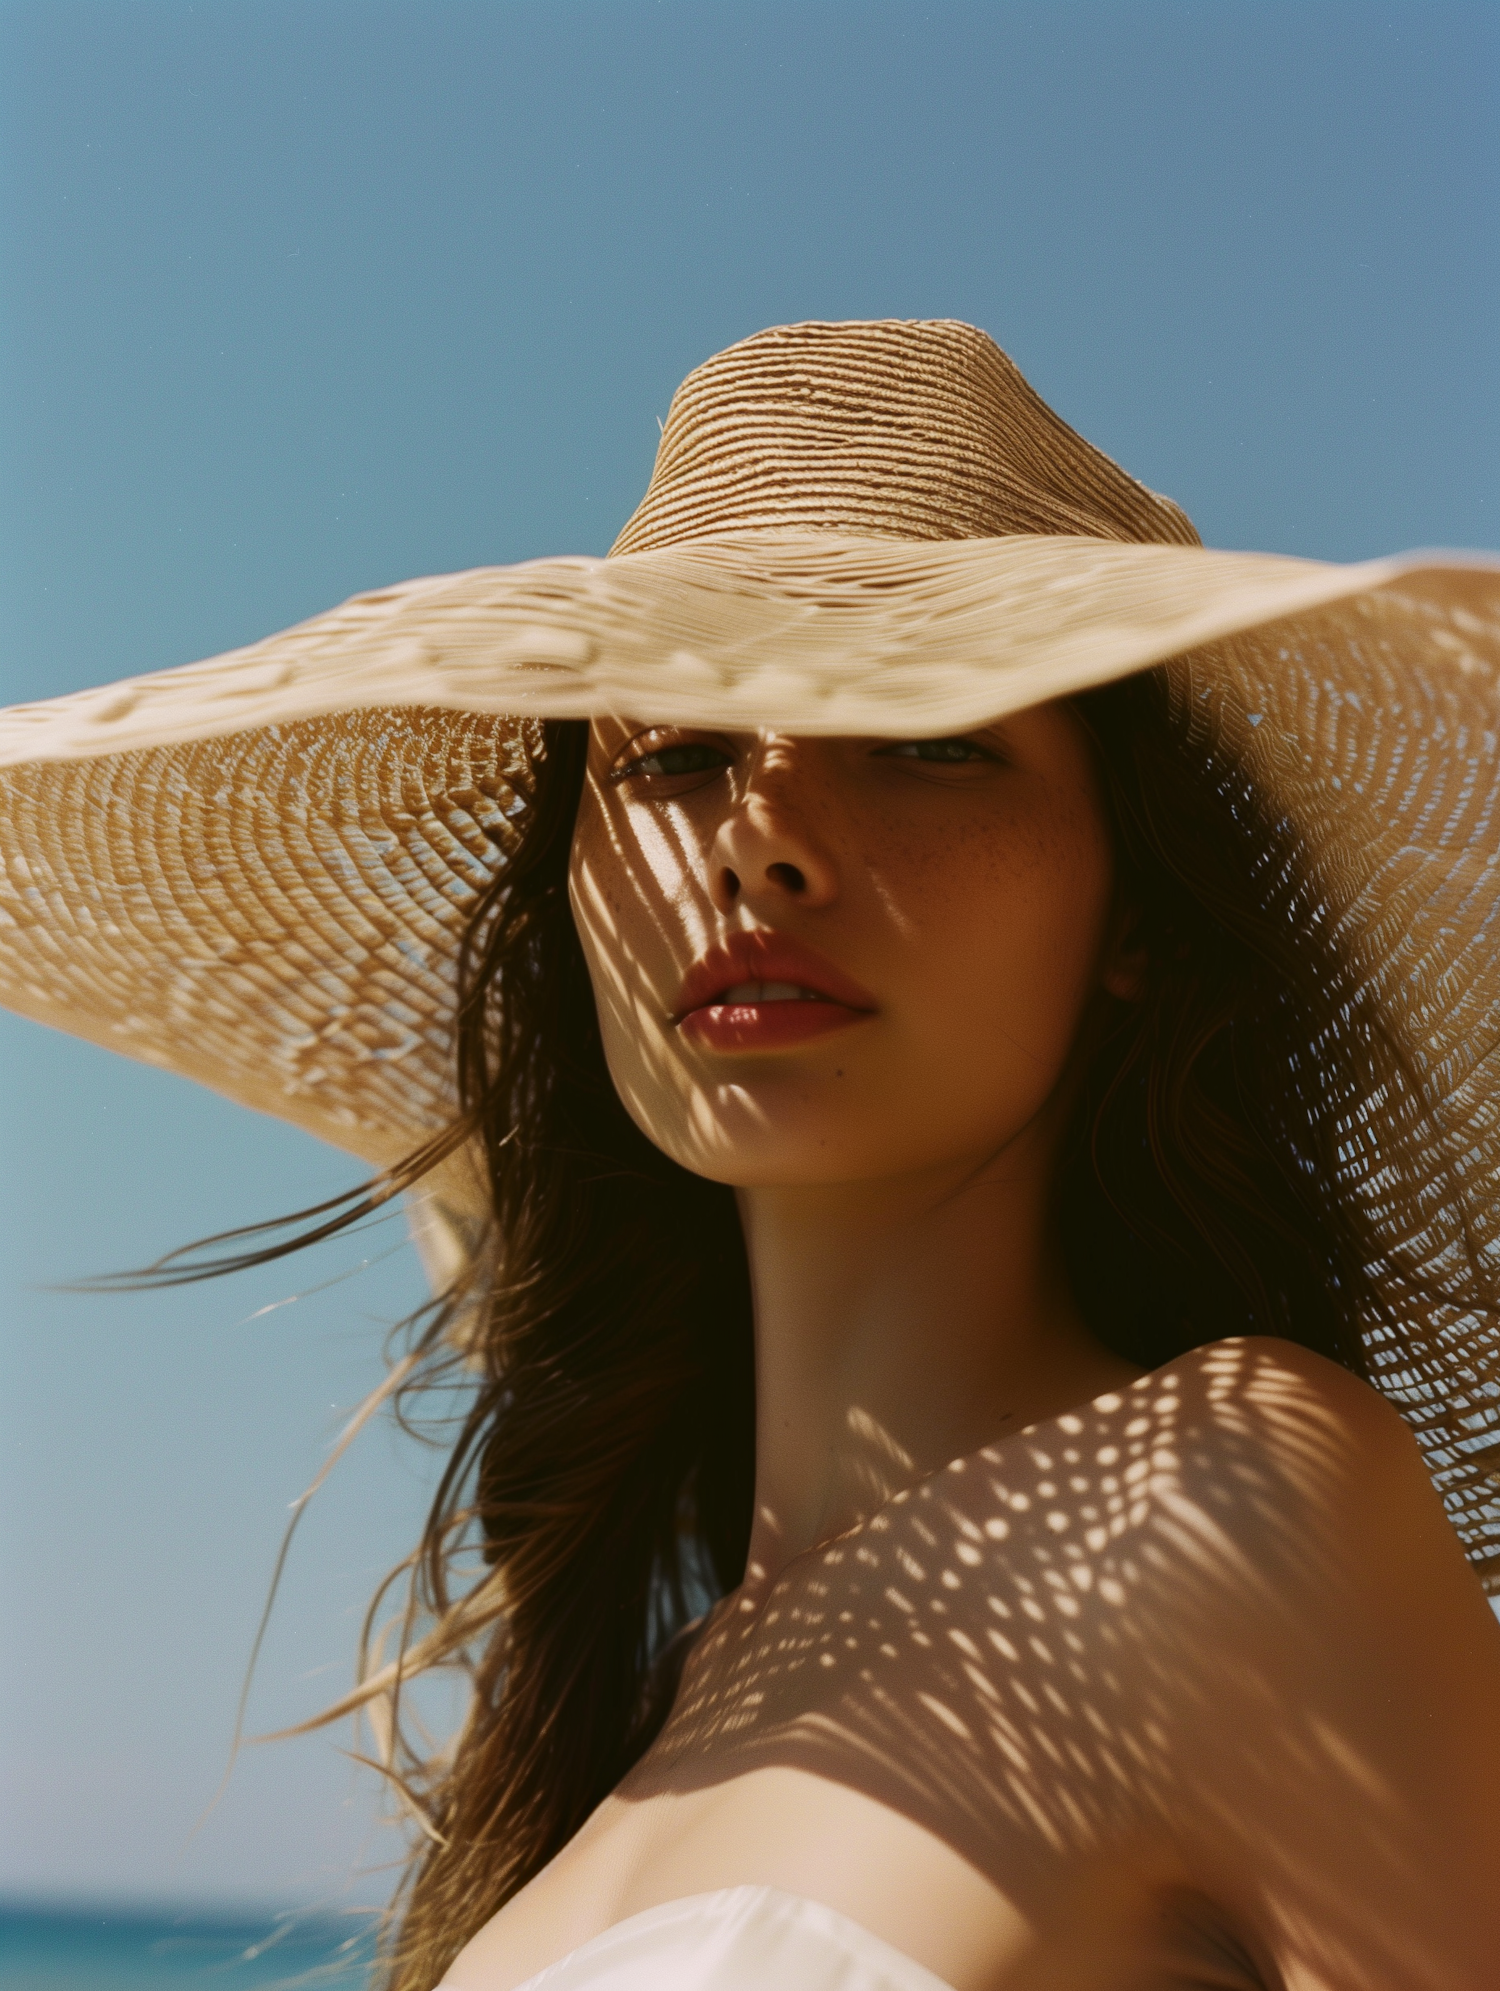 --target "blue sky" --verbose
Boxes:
[1,0,1496,1914]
